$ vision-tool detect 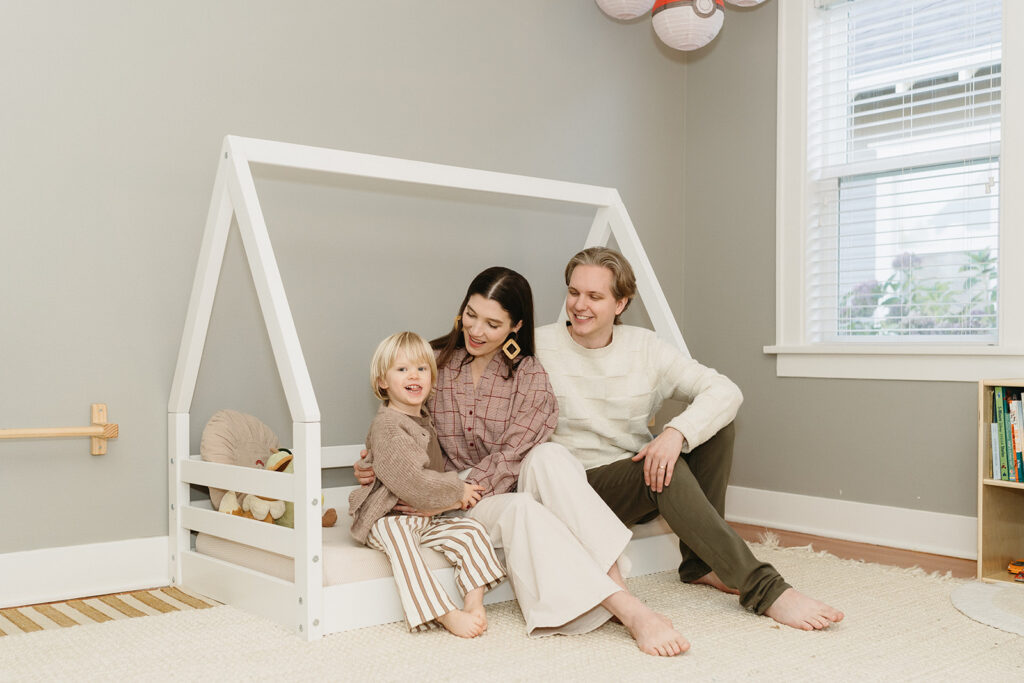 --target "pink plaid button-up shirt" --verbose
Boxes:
[429,349,558,497]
